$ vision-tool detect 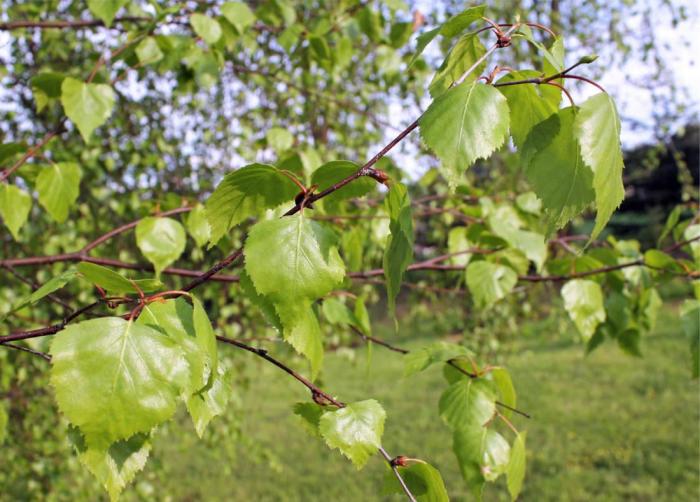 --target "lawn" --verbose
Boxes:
[126,310,699,501]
